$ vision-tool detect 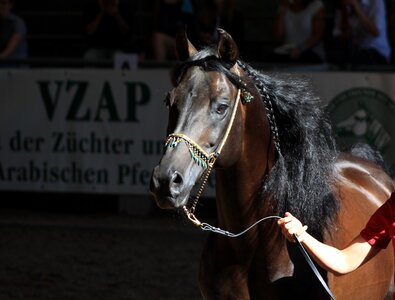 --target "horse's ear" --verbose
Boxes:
[217,28,239,66]
[175,28,197,61]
